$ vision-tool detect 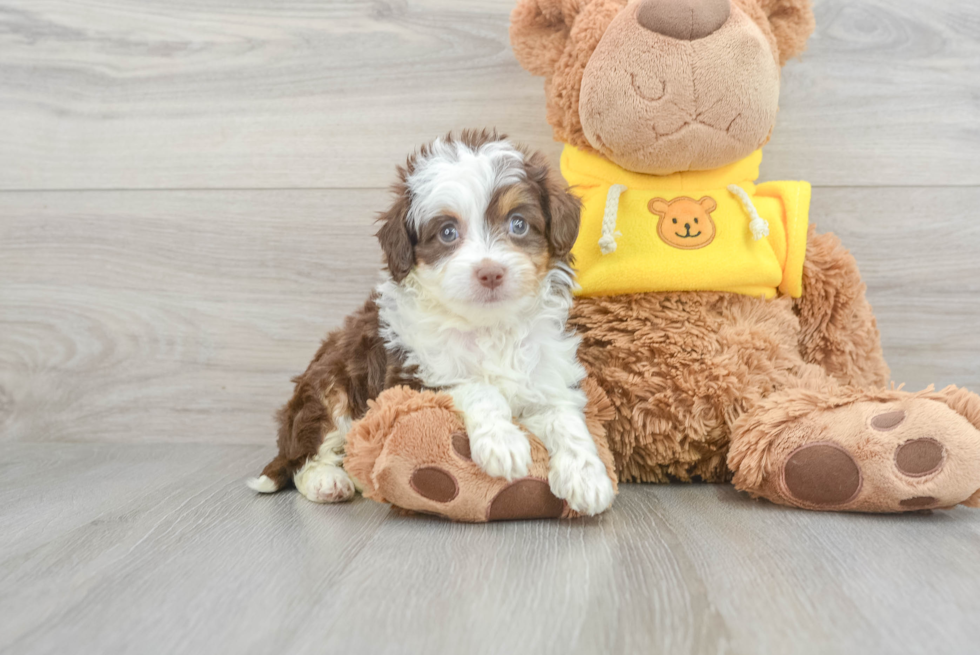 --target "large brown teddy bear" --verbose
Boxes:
[345,0,980,518]
[510,0,980,511]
